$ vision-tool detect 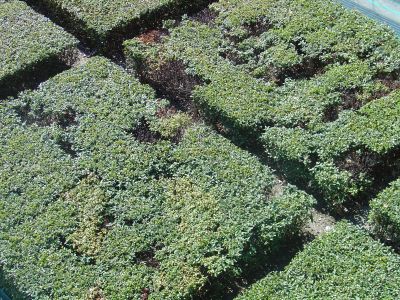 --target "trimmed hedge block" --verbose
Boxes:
[0,0,77,97]
[125,0,400,207]
[0,57,315,299]
[263,90,400,207]
[370,178,400,243]
[31,0,210,46]
[236,222,400,299]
